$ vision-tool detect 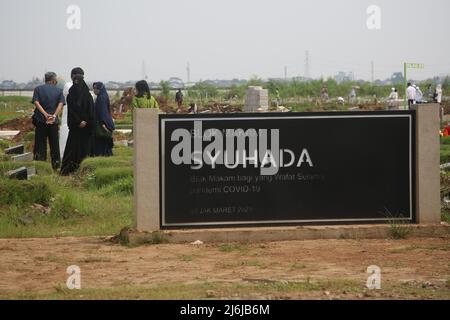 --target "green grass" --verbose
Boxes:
[0,161,53,176]
[23,131,35,142]
[441,211,450,222]
[441,136,450,145]
[0,147,134,238]
[388,220,412,239]
[114,112,133,126]
[290,263,307,270]
[0,279,362,300]
[0,177,54,206]
[0,183,132,238]
[2,277,449,300]
[0,96,31,104]
[84,167,133,189]
[100,176,133,196]
[440,144,450,164]
[179,255,193,262]
[0,96,32,113]
[218,243,250,253]
[0,112,24,125]
[79,156,132,175]
[0,139,10,150]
